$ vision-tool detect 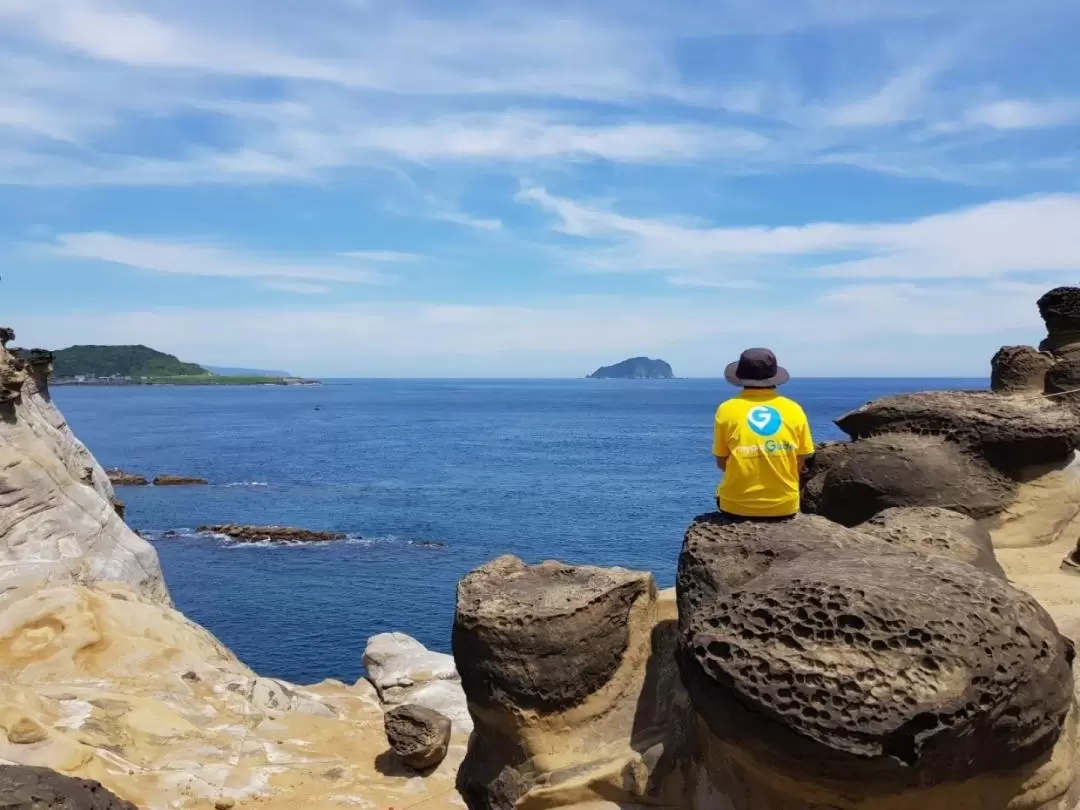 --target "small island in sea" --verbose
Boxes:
[43,344,319,386]
[587,357,675,379]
